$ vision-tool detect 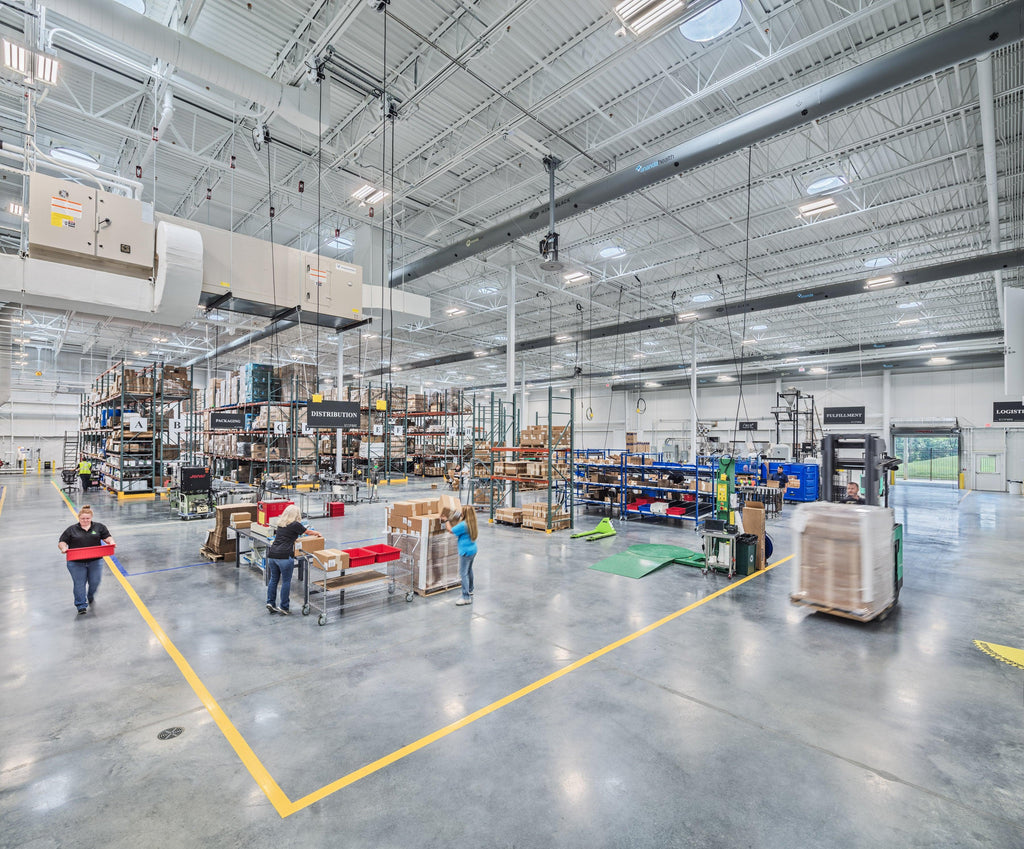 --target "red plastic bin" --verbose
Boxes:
[328,501,345,517]
[342,547,376,568]
[364,543,401,563]
[66,543,115,561]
